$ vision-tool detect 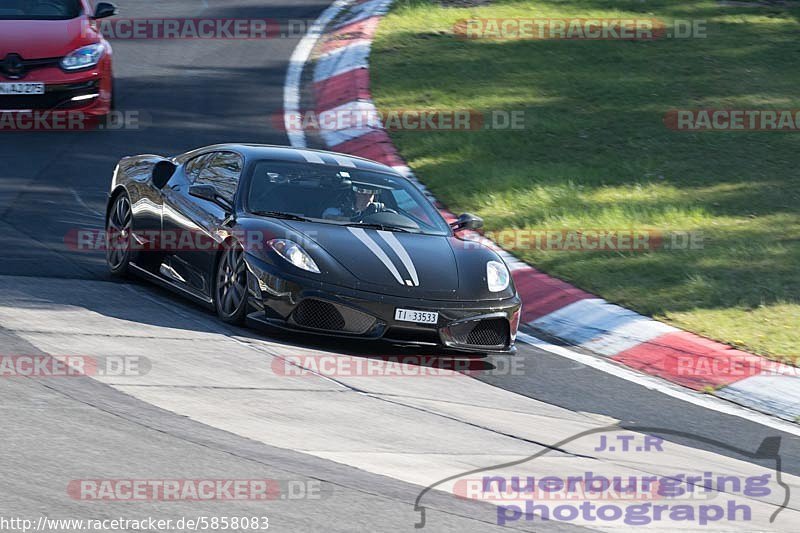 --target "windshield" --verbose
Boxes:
[246,160,451,236]
[0,0,81,20]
